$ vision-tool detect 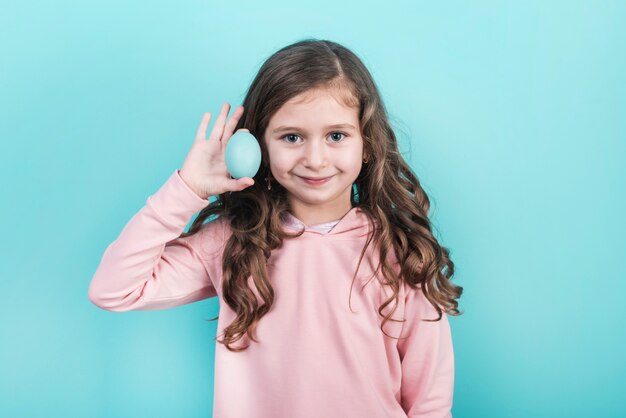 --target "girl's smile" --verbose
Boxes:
[297,175,334,185]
